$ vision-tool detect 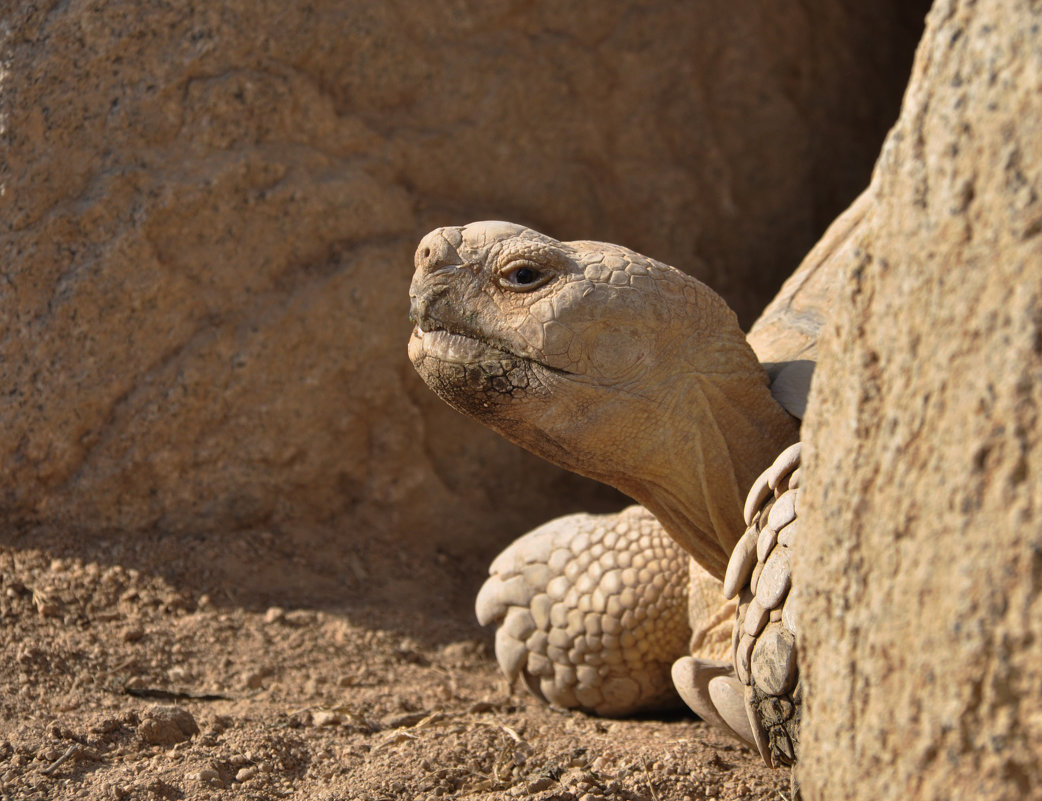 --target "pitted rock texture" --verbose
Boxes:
[1,1,925,547]
[798,0,1042,798]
